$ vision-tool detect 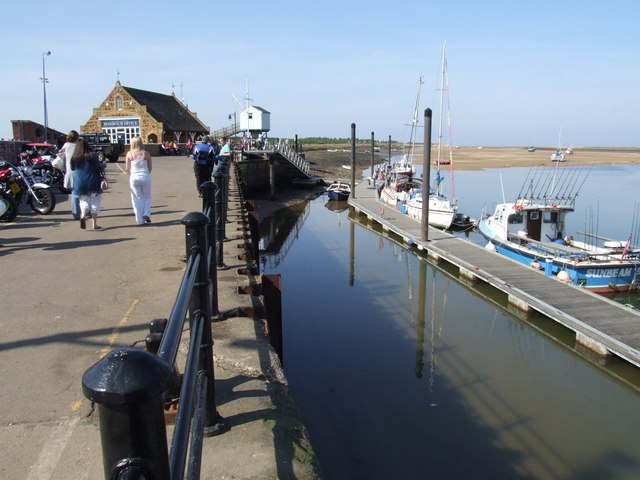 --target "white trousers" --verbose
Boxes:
[130,174,152,224]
